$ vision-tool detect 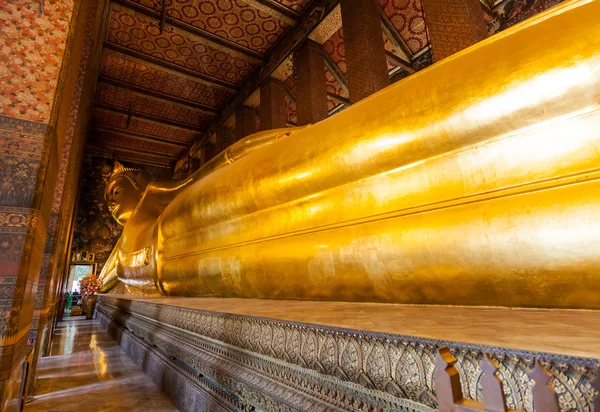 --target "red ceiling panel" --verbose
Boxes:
[97,82,214,128]
[95,109,201,143]
[101,51,233,108]
[127,0,290,54]
[378,0,428,53]
[323,28,347,74]
[107,3,256,84]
